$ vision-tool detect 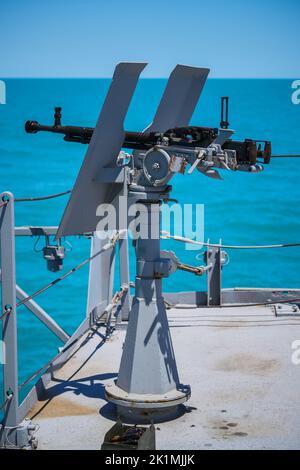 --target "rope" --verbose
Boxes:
[16,232,120,308]
[161,231,300,250]
[0,311,9,321]
[0,305,12,321]
[0,396,12,412]
[0,200,8,209]
[111,285,129,305]
[0,394,13,419]
[15,190,71,202]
